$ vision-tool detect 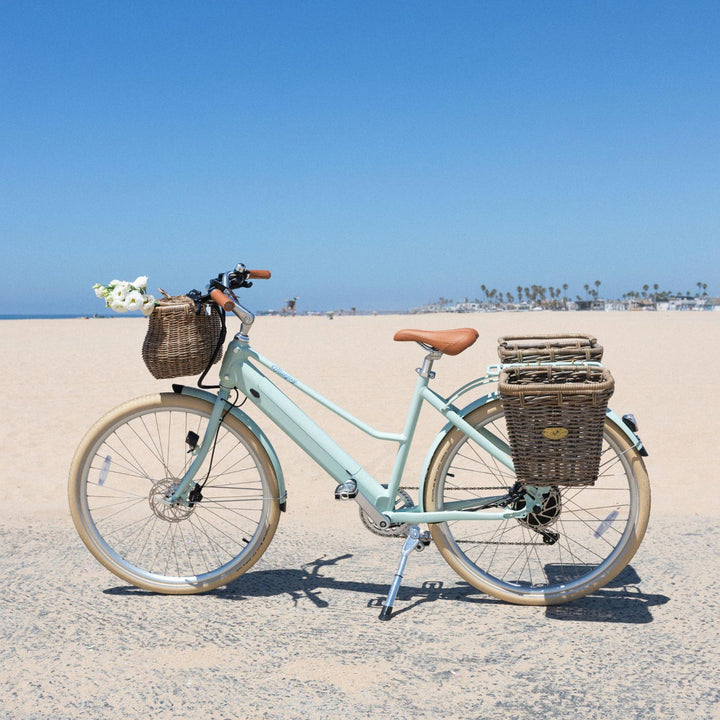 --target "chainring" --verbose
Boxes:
[360,489,414,538]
